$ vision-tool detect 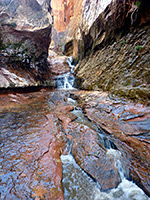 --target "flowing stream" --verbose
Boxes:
[54,58,149,200]
[54,56,75,89]
[0,57,149,200]
[60,98,149,200]
[56,72,75,89]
